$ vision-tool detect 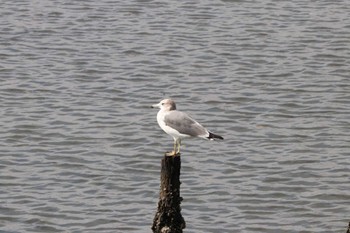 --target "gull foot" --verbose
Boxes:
[165,151,180,156]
